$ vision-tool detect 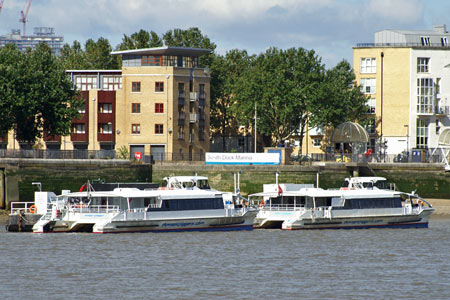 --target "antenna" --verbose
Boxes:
[19,0,32,36]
